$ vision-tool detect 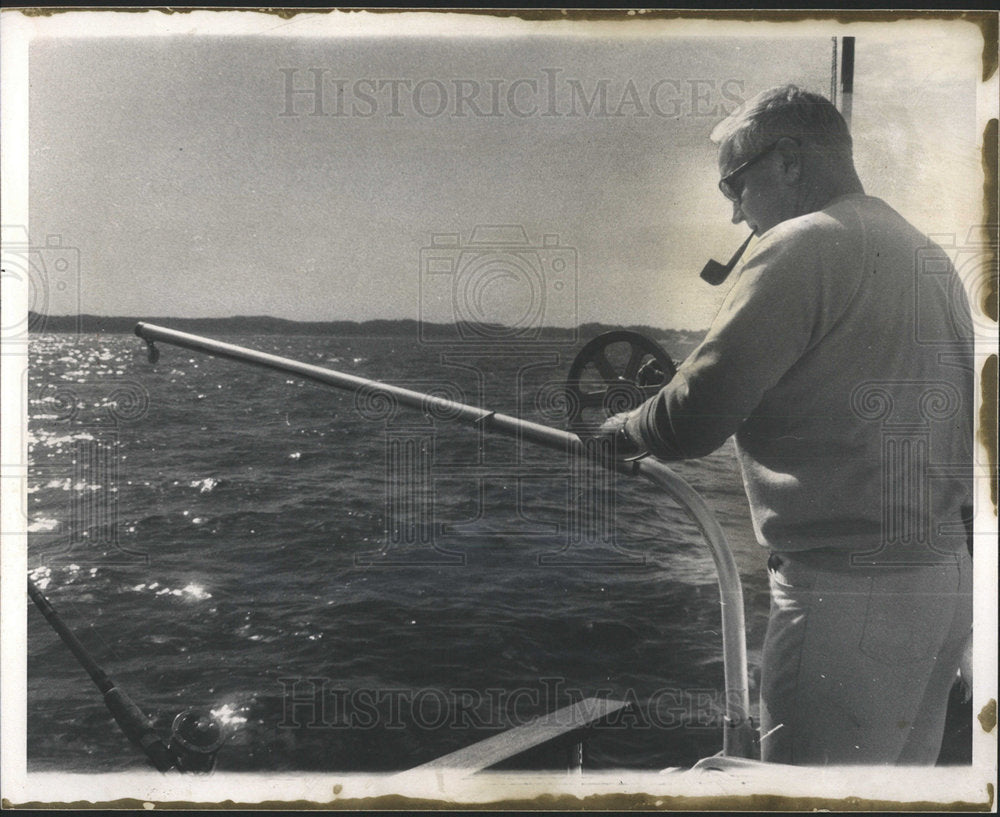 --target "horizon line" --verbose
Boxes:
[26,311,709,335]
